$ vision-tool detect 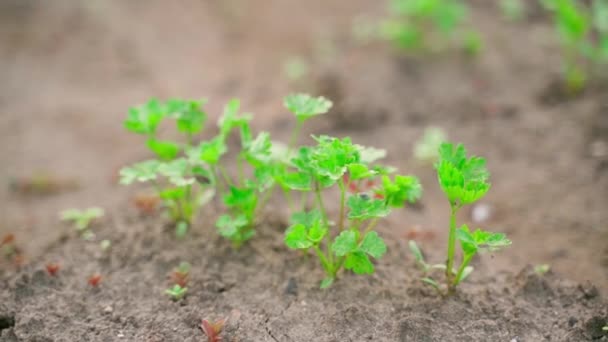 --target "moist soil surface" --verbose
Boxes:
[1,1,607,341]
